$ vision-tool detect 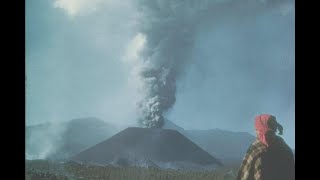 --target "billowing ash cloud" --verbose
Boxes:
[130,0,293,128]
[132,1,200,128]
